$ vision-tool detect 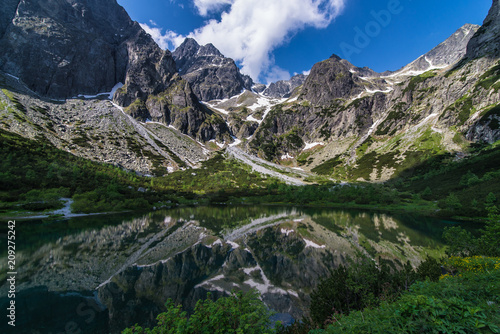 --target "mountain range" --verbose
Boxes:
[0,0,499,182]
